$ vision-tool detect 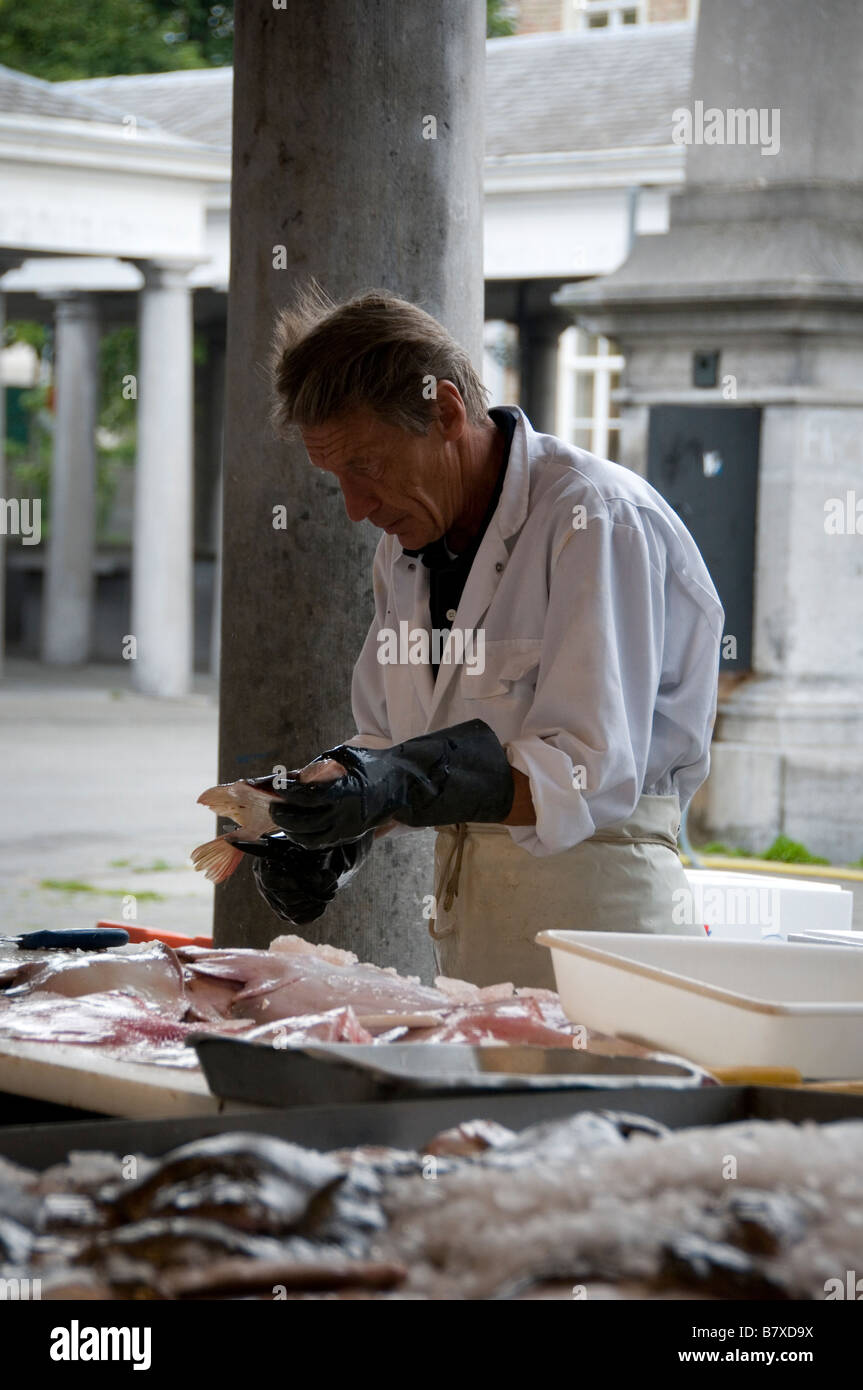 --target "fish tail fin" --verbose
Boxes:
[190,836,244,884]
